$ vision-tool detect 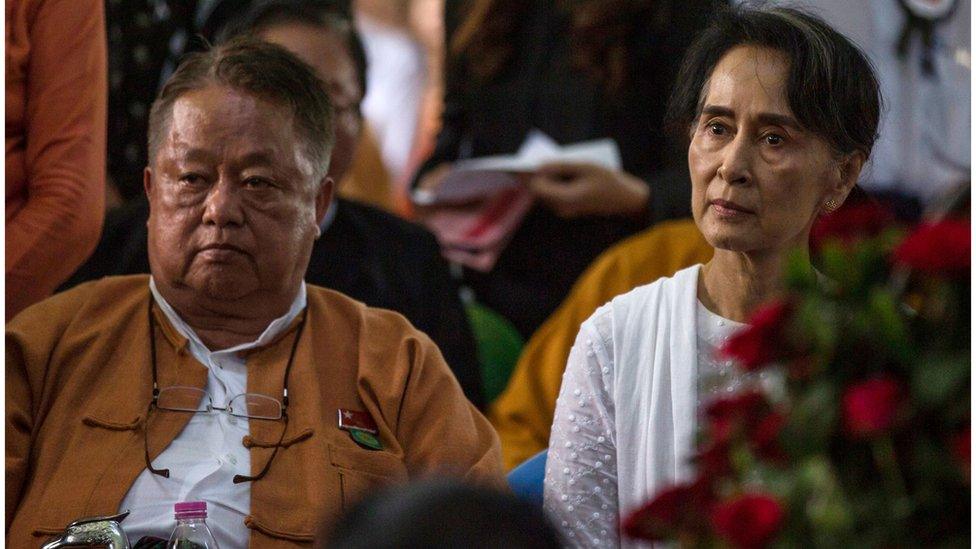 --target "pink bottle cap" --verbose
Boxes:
[174,501,208,520]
